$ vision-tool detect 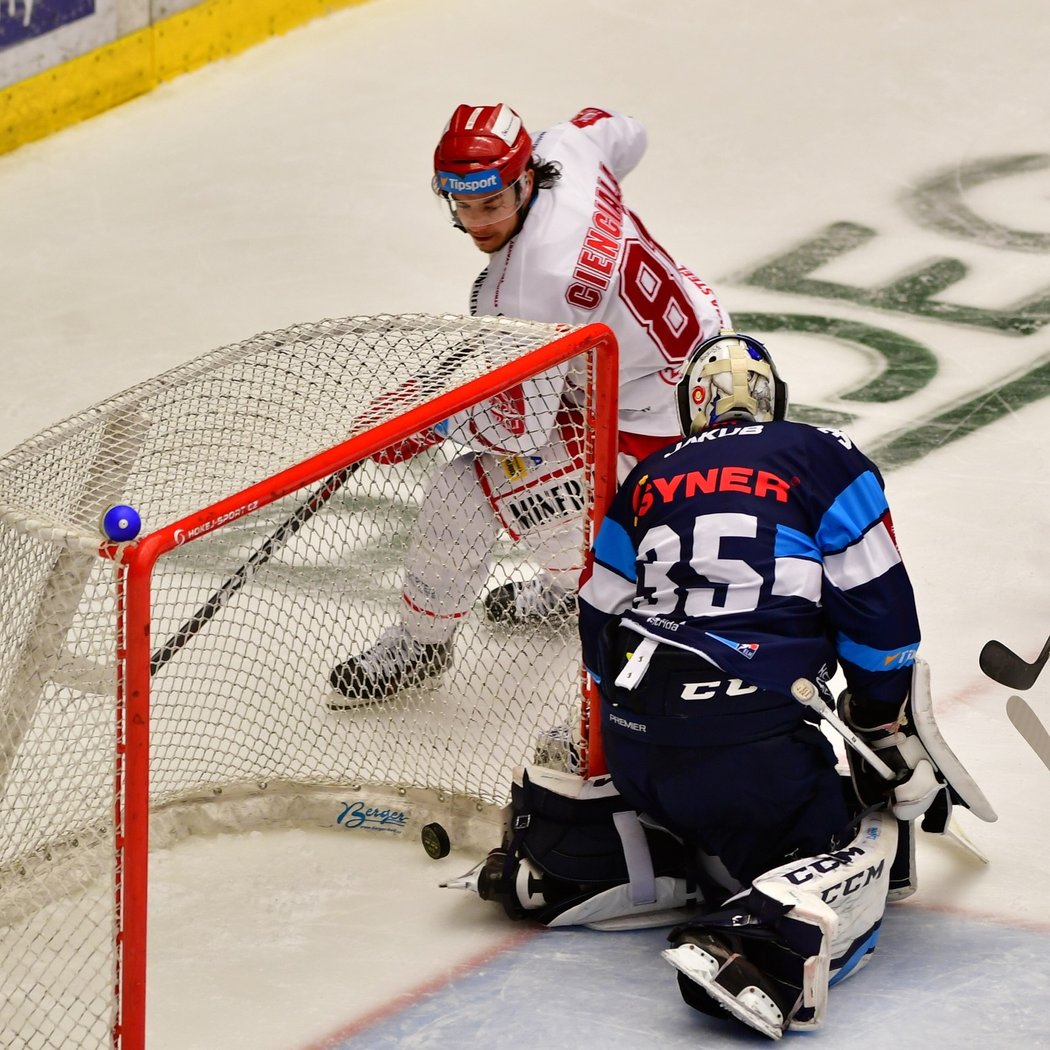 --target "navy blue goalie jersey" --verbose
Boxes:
[578,420,920,707]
